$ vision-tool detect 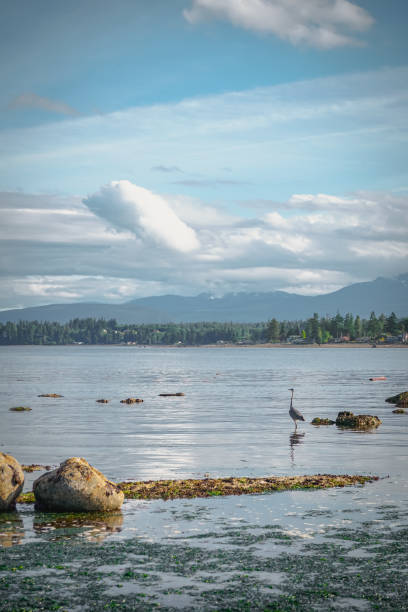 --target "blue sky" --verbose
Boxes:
[0,0,407,308]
